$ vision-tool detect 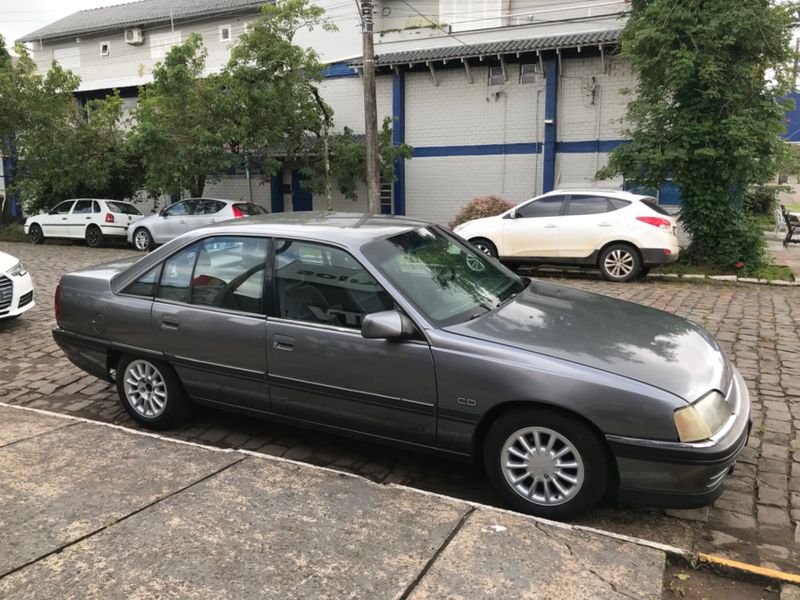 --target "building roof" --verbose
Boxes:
[355,28,622,67]
[18,0,264,43]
